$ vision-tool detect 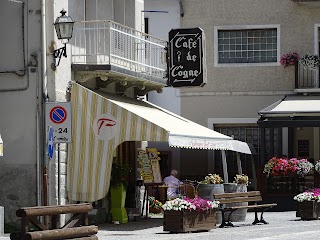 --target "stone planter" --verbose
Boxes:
[197,183,224,224]
[163,209,217,233]
[297,201,320,220]
[223,183,248,222]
